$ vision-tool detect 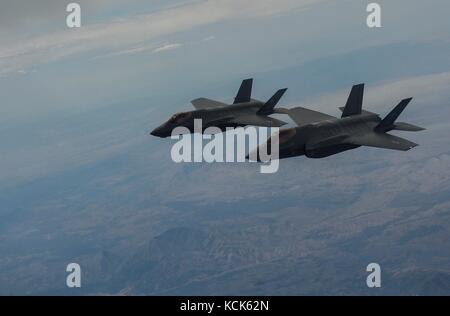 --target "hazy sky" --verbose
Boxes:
[1,0,450,186]
[1,0,449,118]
